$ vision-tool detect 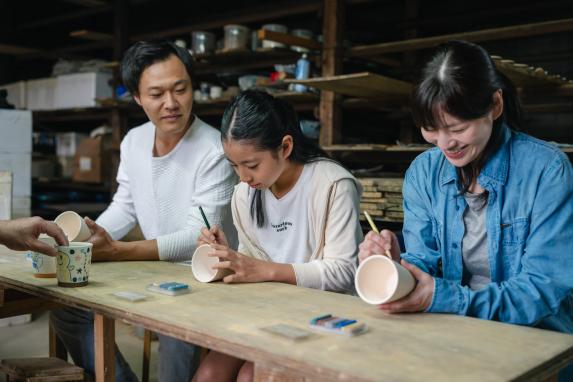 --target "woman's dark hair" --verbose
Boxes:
[411,40,523,196]
[121,40,194,95]
[221,90,330,227]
